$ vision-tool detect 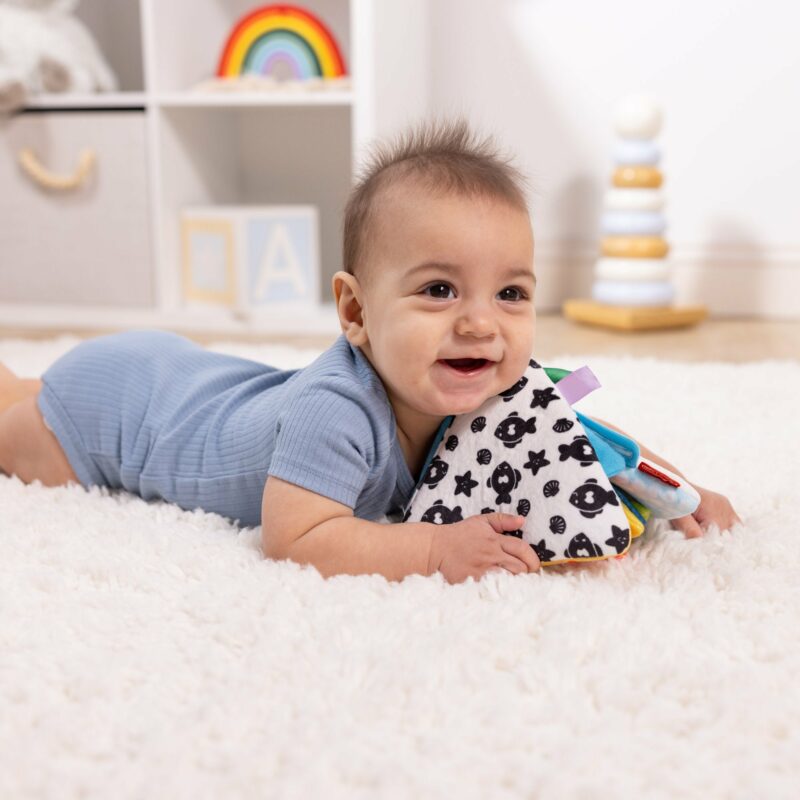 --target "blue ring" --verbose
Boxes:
[592,280,675,306]
[601,211,666,236]
[613,139,661,166]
